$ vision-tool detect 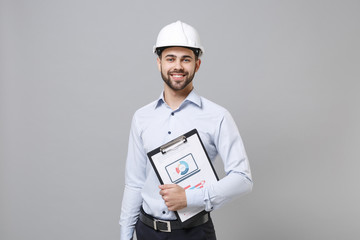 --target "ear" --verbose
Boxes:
[195,59,201,72]
[157,57,161,72]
